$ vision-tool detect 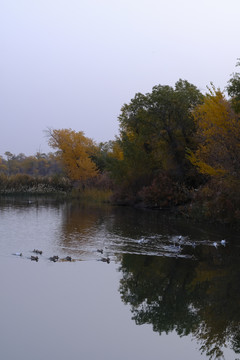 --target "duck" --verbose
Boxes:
[65,256,72,262]
[173,235,183,247]
[49,255,59,262]
[213,242,218,248]
[13,252,22,256]
[33,249,43,255]
[138,238,145,244]
[31,255,39,262]
[97,249,103,254]
[221,239,226,246]
[101,257,110,264]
